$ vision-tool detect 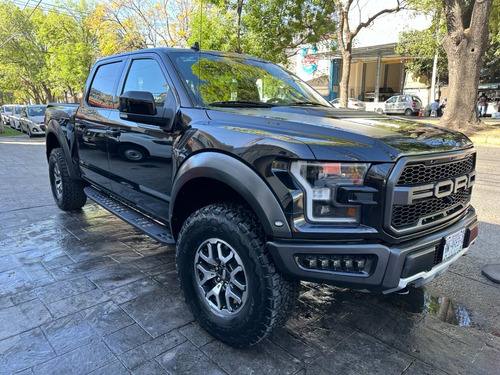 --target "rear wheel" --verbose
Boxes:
[404,108,413,116]
[176,203,300,347]
[49,148,87,210]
